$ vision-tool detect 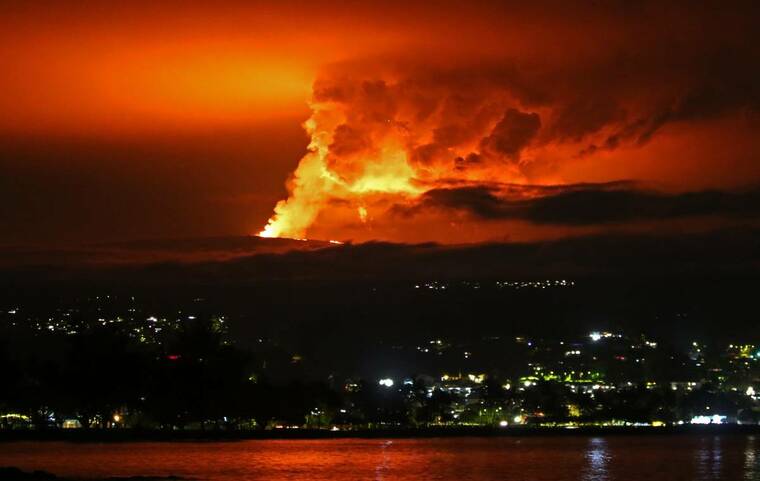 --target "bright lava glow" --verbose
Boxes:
[257,227,277,238]
[257,110,424,240]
